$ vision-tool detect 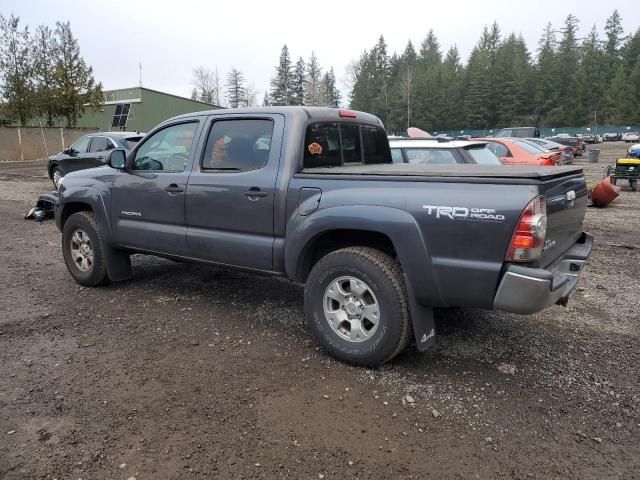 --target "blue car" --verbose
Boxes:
[627,144,640,158]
